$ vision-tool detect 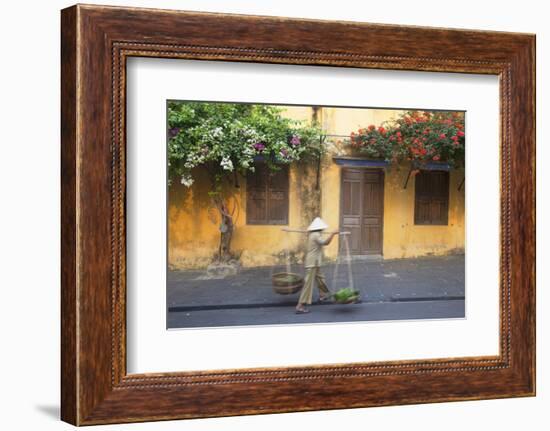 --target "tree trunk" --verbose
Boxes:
[218,209,234,261]
[212,195,234,262]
